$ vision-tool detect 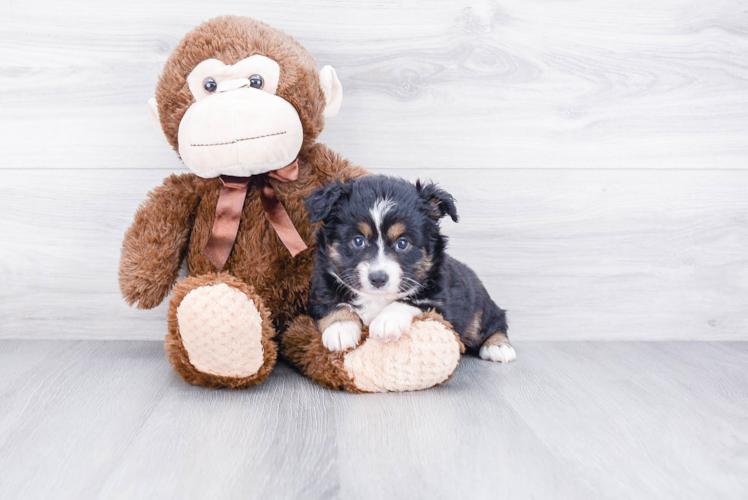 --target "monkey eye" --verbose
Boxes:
[202,77,217,94]
[249,74,264,89]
